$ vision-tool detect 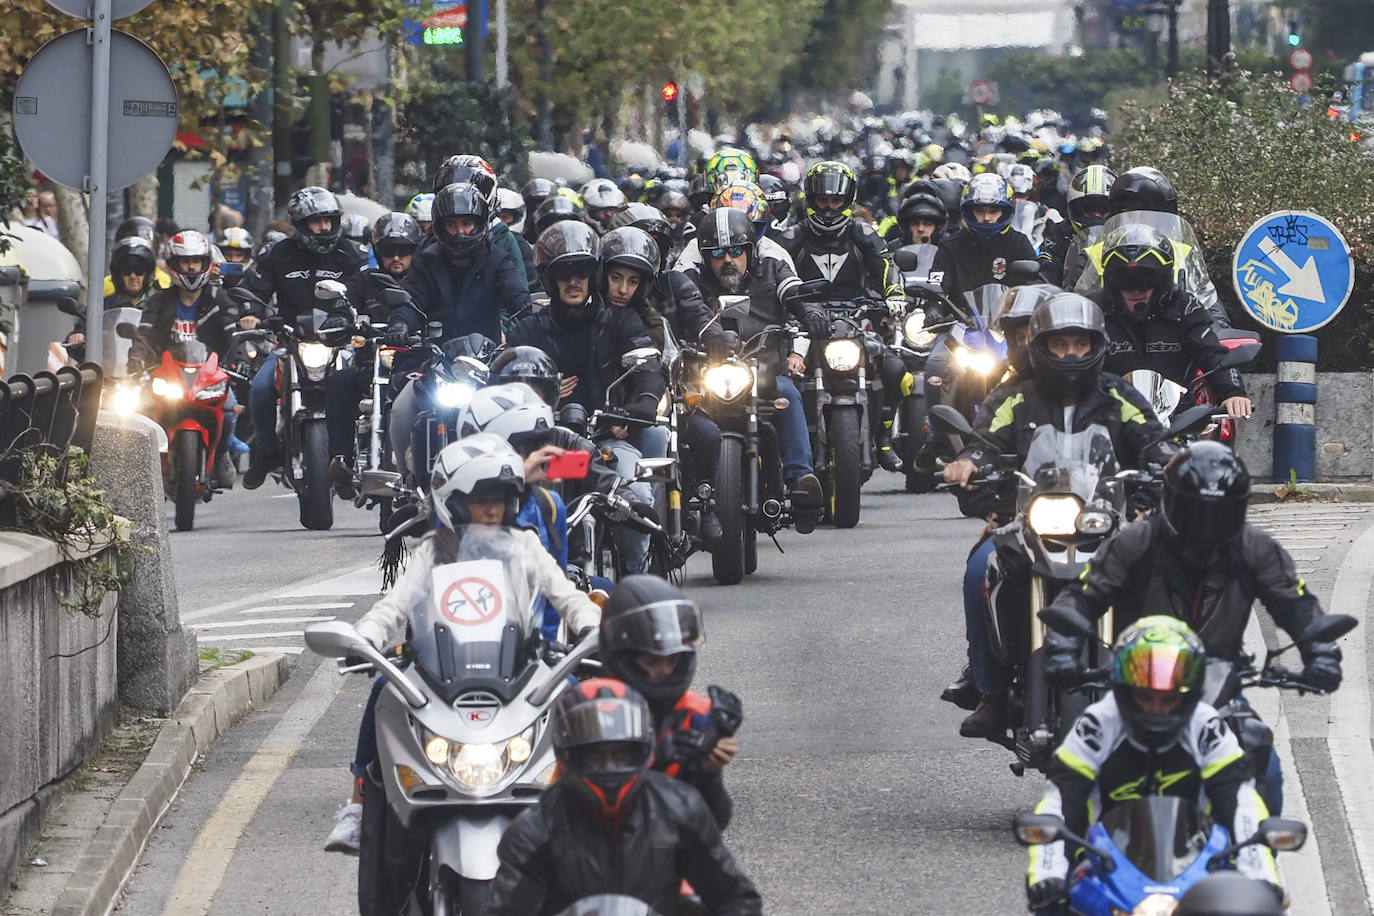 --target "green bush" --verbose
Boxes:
[1113,68,1374,370]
